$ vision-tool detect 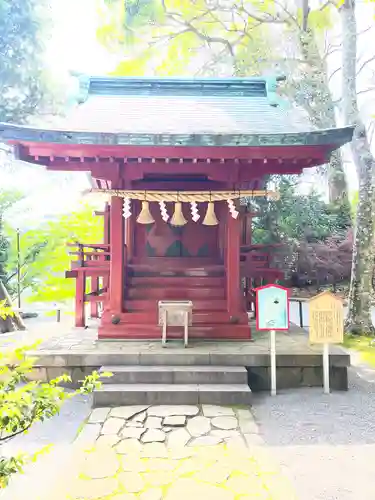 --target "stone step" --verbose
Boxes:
[100,365,248,384]
[93,383,252,407]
